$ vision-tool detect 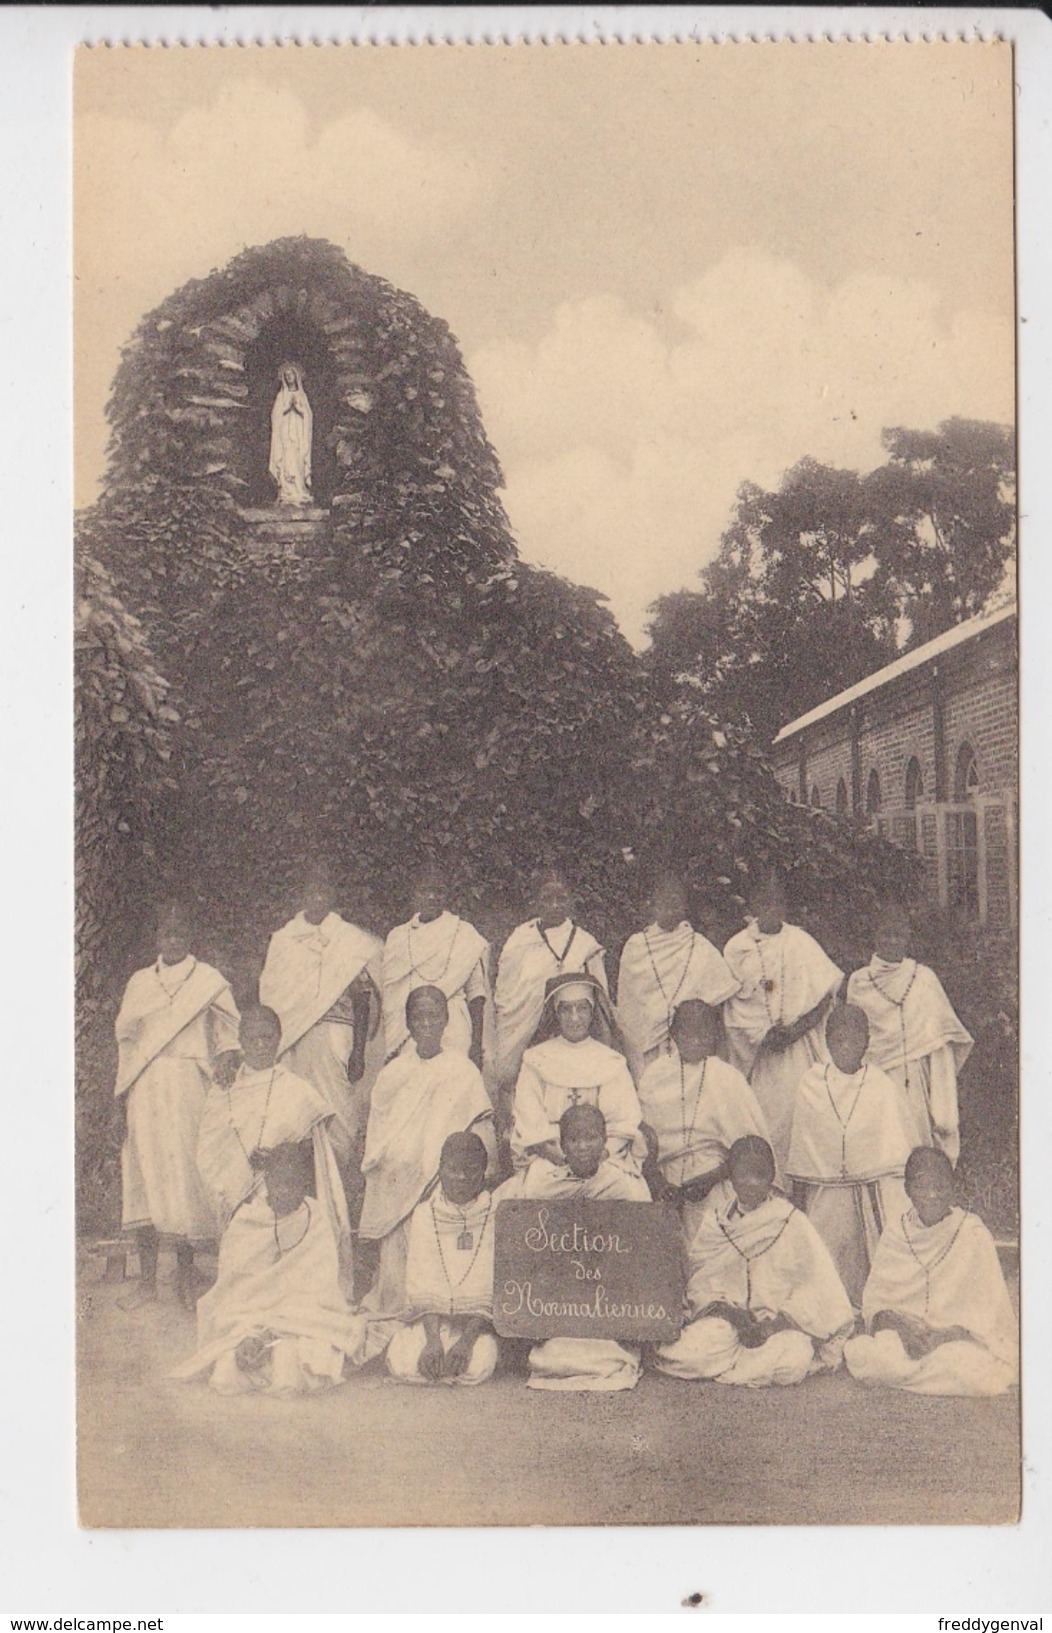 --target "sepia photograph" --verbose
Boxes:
[73,35,1020,1535]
